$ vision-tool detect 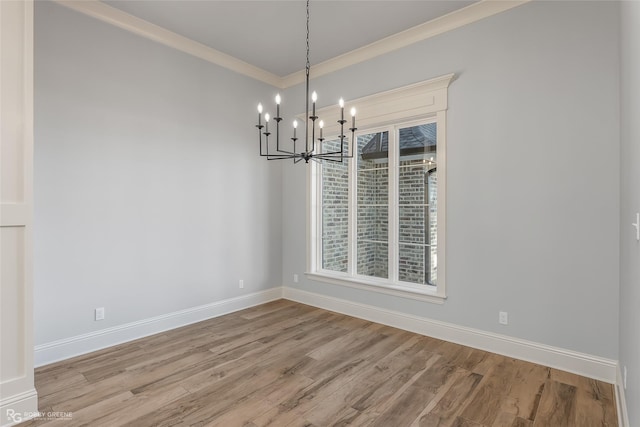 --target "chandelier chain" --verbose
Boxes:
[306,0,310,77]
